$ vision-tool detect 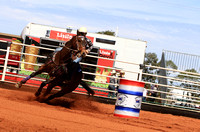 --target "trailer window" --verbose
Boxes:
[96,38,115,45]
[81,47,100,80]
[40,39,60,47]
